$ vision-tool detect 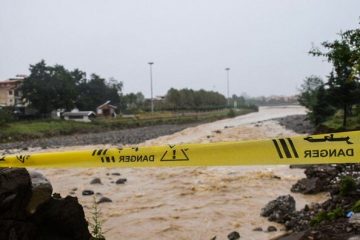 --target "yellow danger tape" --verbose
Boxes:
[0,131,359,168]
